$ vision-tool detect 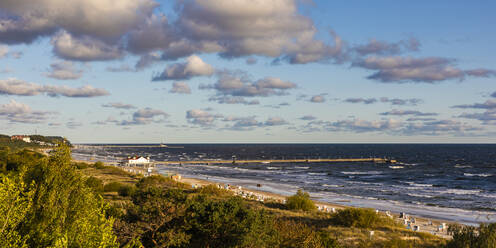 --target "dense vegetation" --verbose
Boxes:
[0,134,69,150]
[0,146,116,247]
[1,145,495,247]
